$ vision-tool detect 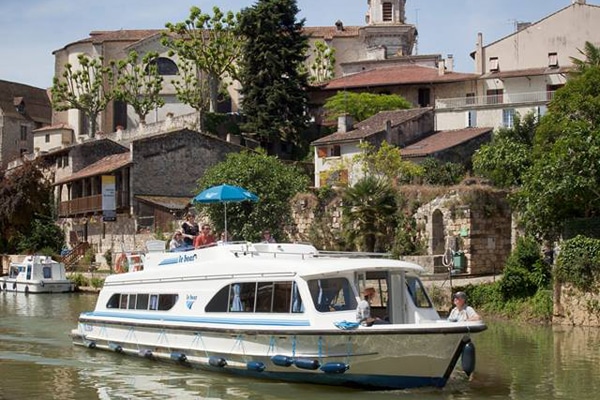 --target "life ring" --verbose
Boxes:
[114,253,127,274]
